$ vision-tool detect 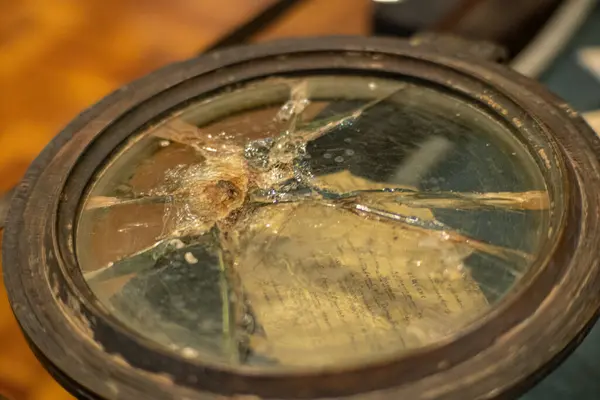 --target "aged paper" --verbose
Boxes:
[232,171,489,366]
